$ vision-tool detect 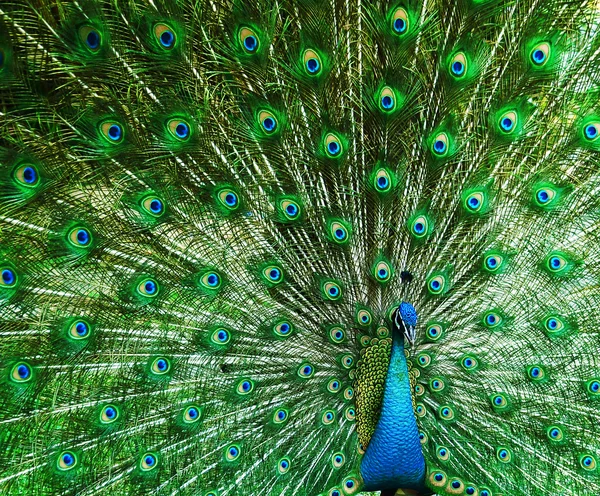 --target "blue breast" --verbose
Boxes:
[360,330,426,492]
